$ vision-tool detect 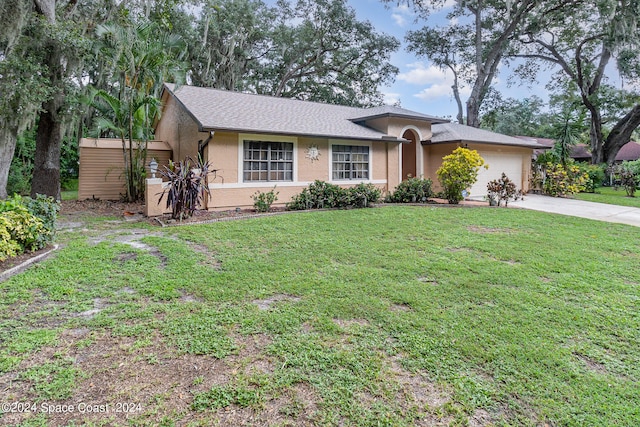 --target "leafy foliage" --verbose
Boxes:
[388,177,434,203]
[613,160,640,197]
[543,163,589,197]
[159,157,211,220]
[0,194,58,260]
[287,180,381,210]
[437,148,486,204]
[252,187,279,212]
[402,0,574,127]
[486,173,520,207]
[576,163,606,193]
[514,0,640,164]
[91,21,187,202]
